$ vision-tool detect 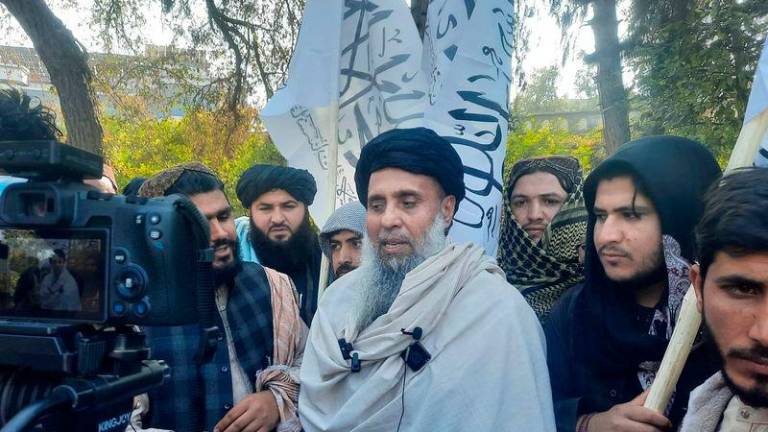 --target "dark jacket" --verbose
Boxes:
[144,262,274,431]
[545,283,719,431]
